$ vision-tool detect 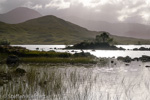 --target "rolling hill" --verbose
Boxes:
[0,7,42,24]
[0,15,98,44]
[0,15,150,45]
